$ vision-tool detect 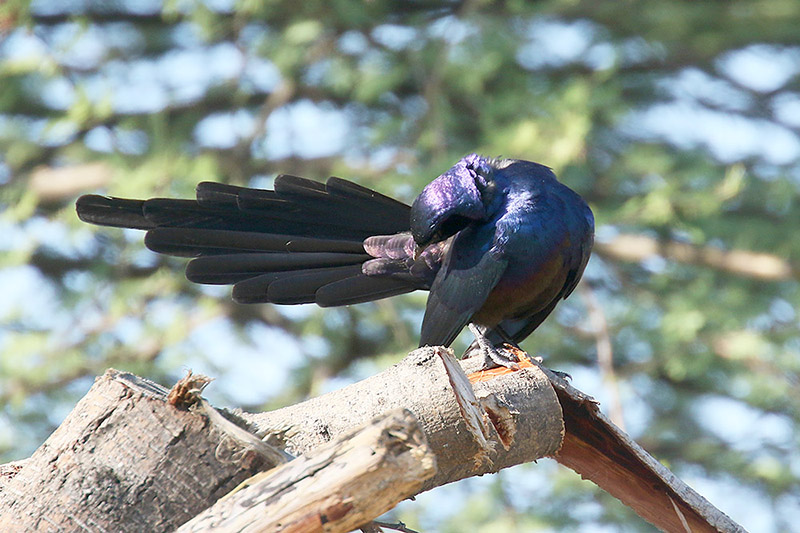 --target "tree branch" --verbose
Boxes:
[177,408,435,533]
[0,348,563,530]
[241,347,564,492]
[0,348,744,532]
[544,365,744,533]
[596,233,796,281]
